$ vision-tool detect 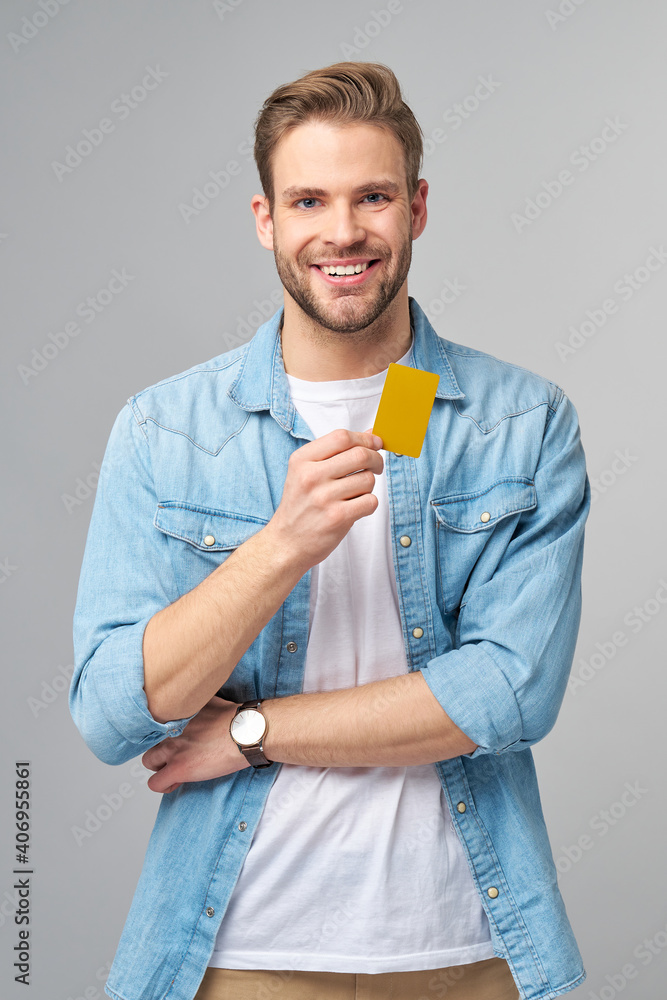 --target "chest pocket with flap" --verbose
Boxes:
[430,477,536,612]
[154,501,269,595]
